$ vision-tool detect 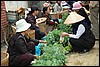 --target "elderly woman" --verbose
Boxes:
[61,12,95,53]
[72,2,91,29]
[7,19,39,66]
